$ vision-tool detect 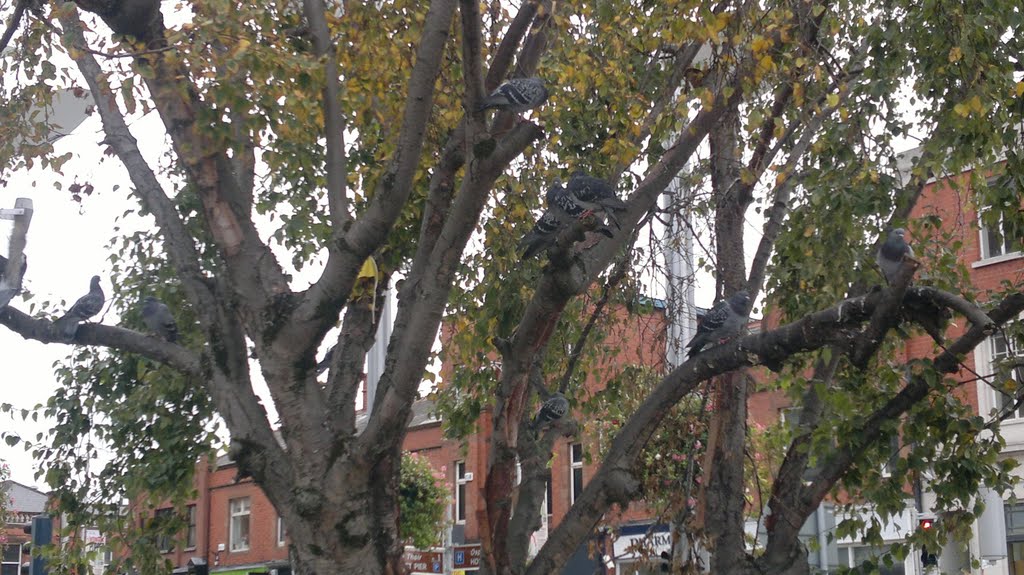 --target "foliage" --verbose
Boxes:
[0,0,1021,572]
[399,452,450,549]
[590,366,709,520]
